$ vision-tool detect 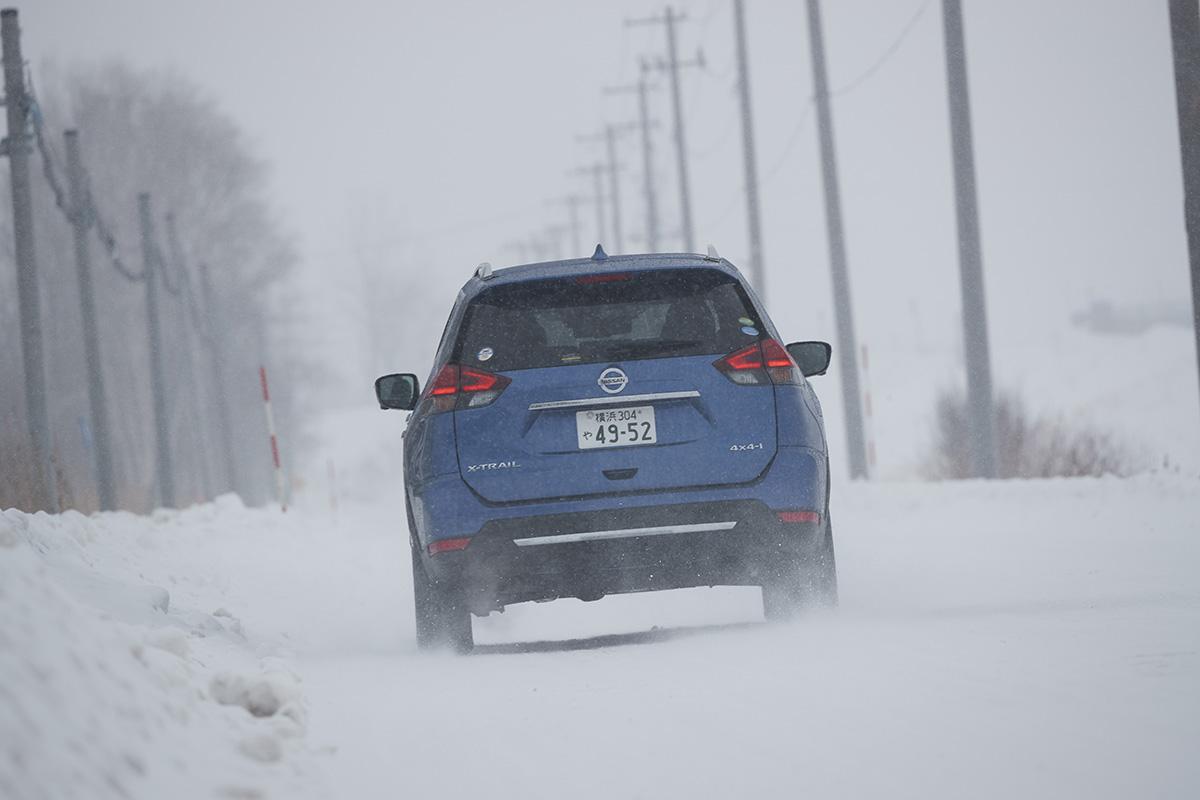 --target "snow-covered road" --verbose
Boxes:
[4,475,1198,798]
[299,478,1200,799]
